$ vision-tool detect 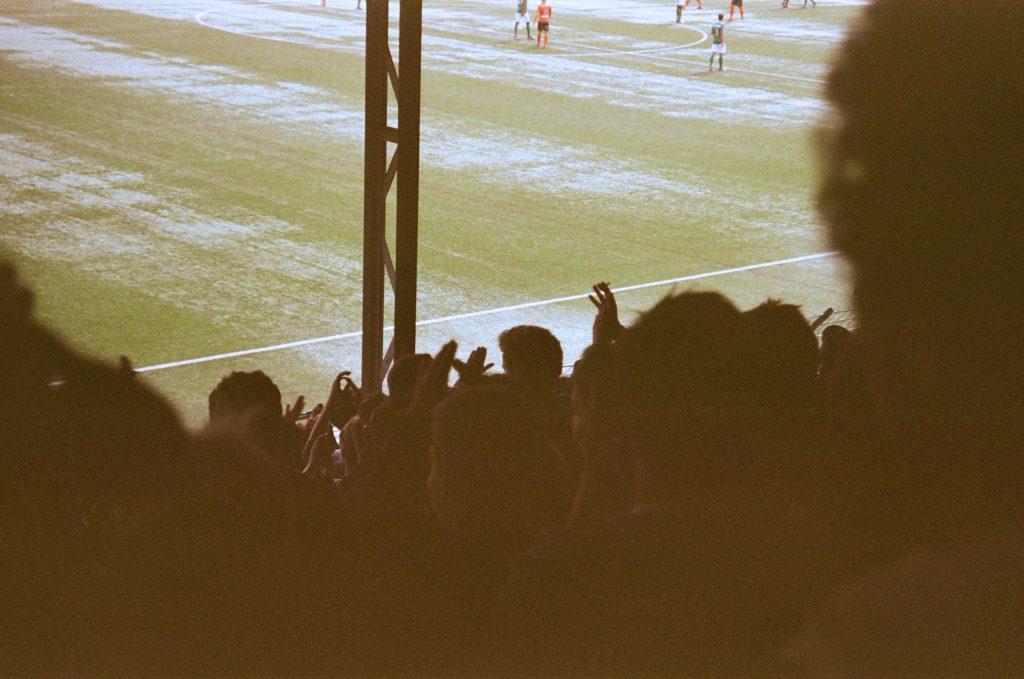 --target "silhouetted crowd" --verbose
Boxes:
[3,2,1022,676]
